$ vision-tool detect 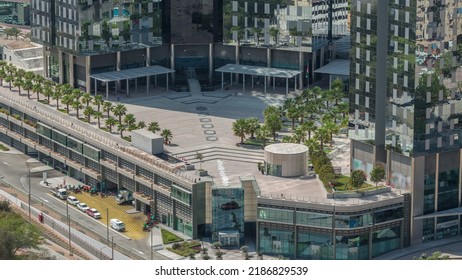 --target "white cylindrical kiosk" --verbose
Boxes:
[264,143,308,177]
